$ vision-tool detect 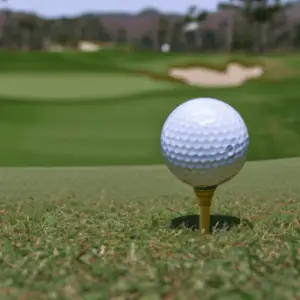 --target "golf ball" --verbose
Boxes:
[160,98,249,187]
[161,43,170,53]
